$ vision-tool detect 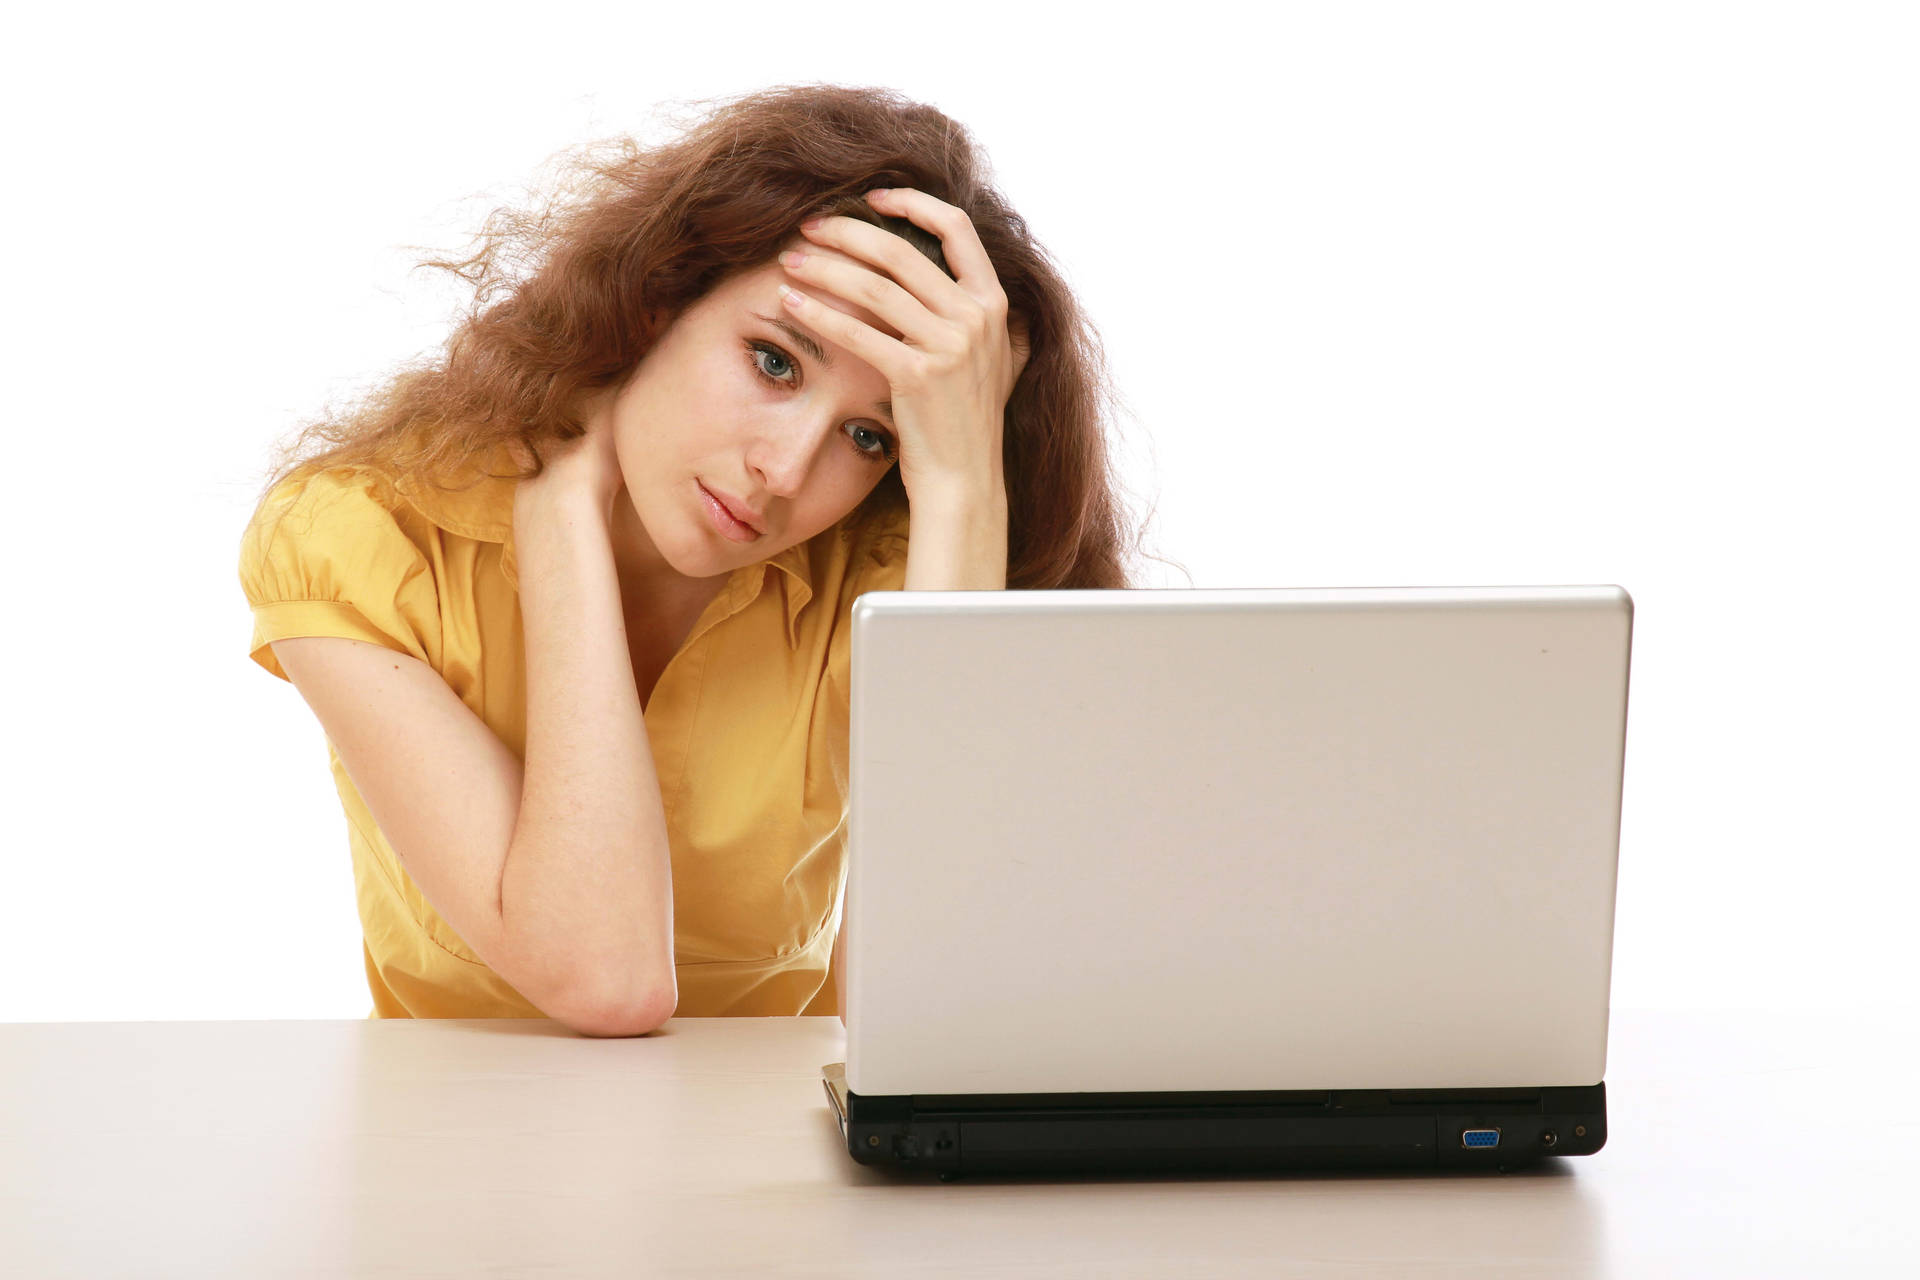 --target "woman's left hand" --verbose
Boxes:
[778,187,1030,507]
